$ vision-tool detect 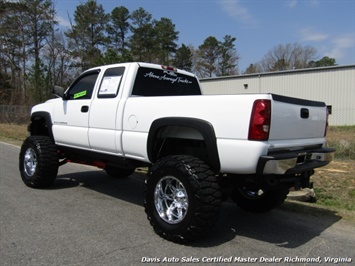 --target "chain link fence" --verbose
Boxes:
[0,105,32,124]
